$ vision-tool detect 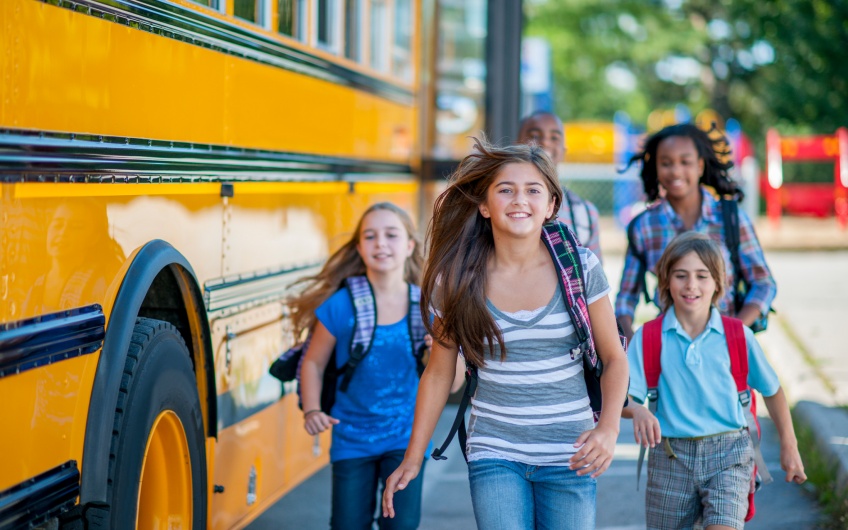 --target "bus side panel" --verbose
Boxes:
[0,0,415,163]
[0,185,223,500]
